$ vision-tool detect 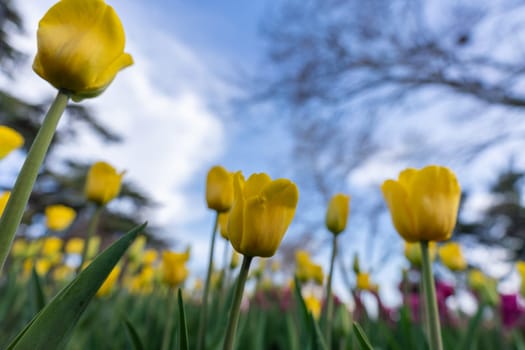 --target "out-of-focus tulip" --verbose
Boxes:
[218,212,230,240]
[85,161,124,205]
[325,193,350,235]
[41,236,63,257]
[65,237,84,255]
[206,166,234,213]
[33,0,133,101]
[86,236,101,260]
[356,273,377,292]
[162,250,189,287]
[142,249,158,266]
[295,250,324,285]
[303,294,321,320]
[438,242,467,271]
[404,241,437,267]
[228,172,299,257]
[96,265,121,297]
[35,258,52,276]
[11,239,28,259]
[45,204,76,231]
[0,191,10,217]
[381,165,461,242]
[0,126,24,159]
